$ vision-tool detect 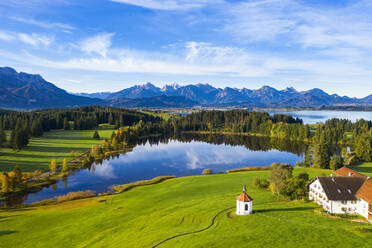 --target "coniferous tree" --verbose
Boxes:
[304,146,313,167]
[9,129,16,148]
[0,126,6,146]
[1,173,9,193]
[313,143,330,169]
[30,119,43,137]
[13,165,22,183]
[108,112,114,125]
[354,133,372,162]
[93,131,100,139]
[330,155,343,170]
[63,118,70,130]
